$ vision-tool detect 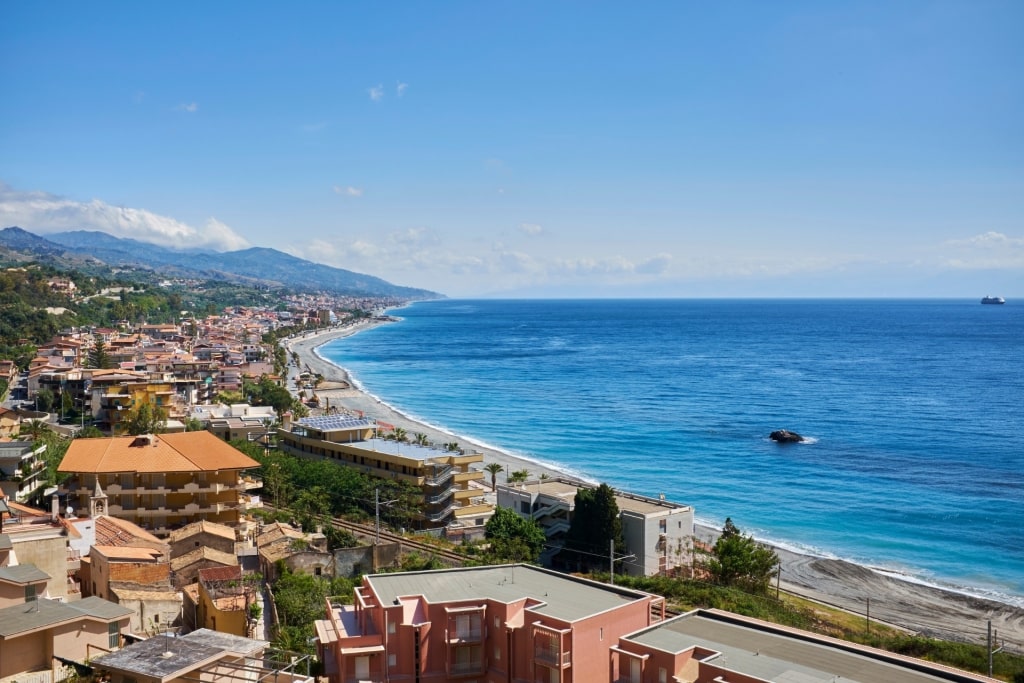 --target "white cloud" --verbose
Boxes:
[368,84,384,102]
[301,121,328,132]
[396,81,408,97]
[333,185,363,197]
[518,223,543,236]
[940,231,1024,269]
[176,102,199,113]
[635,253,672,275]
[0,183,249,251]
